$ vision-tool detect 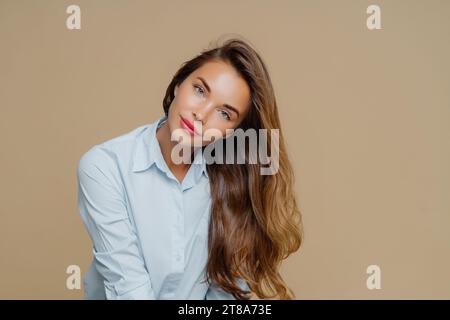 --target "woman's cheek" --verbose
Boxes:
[185,94,201,109]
